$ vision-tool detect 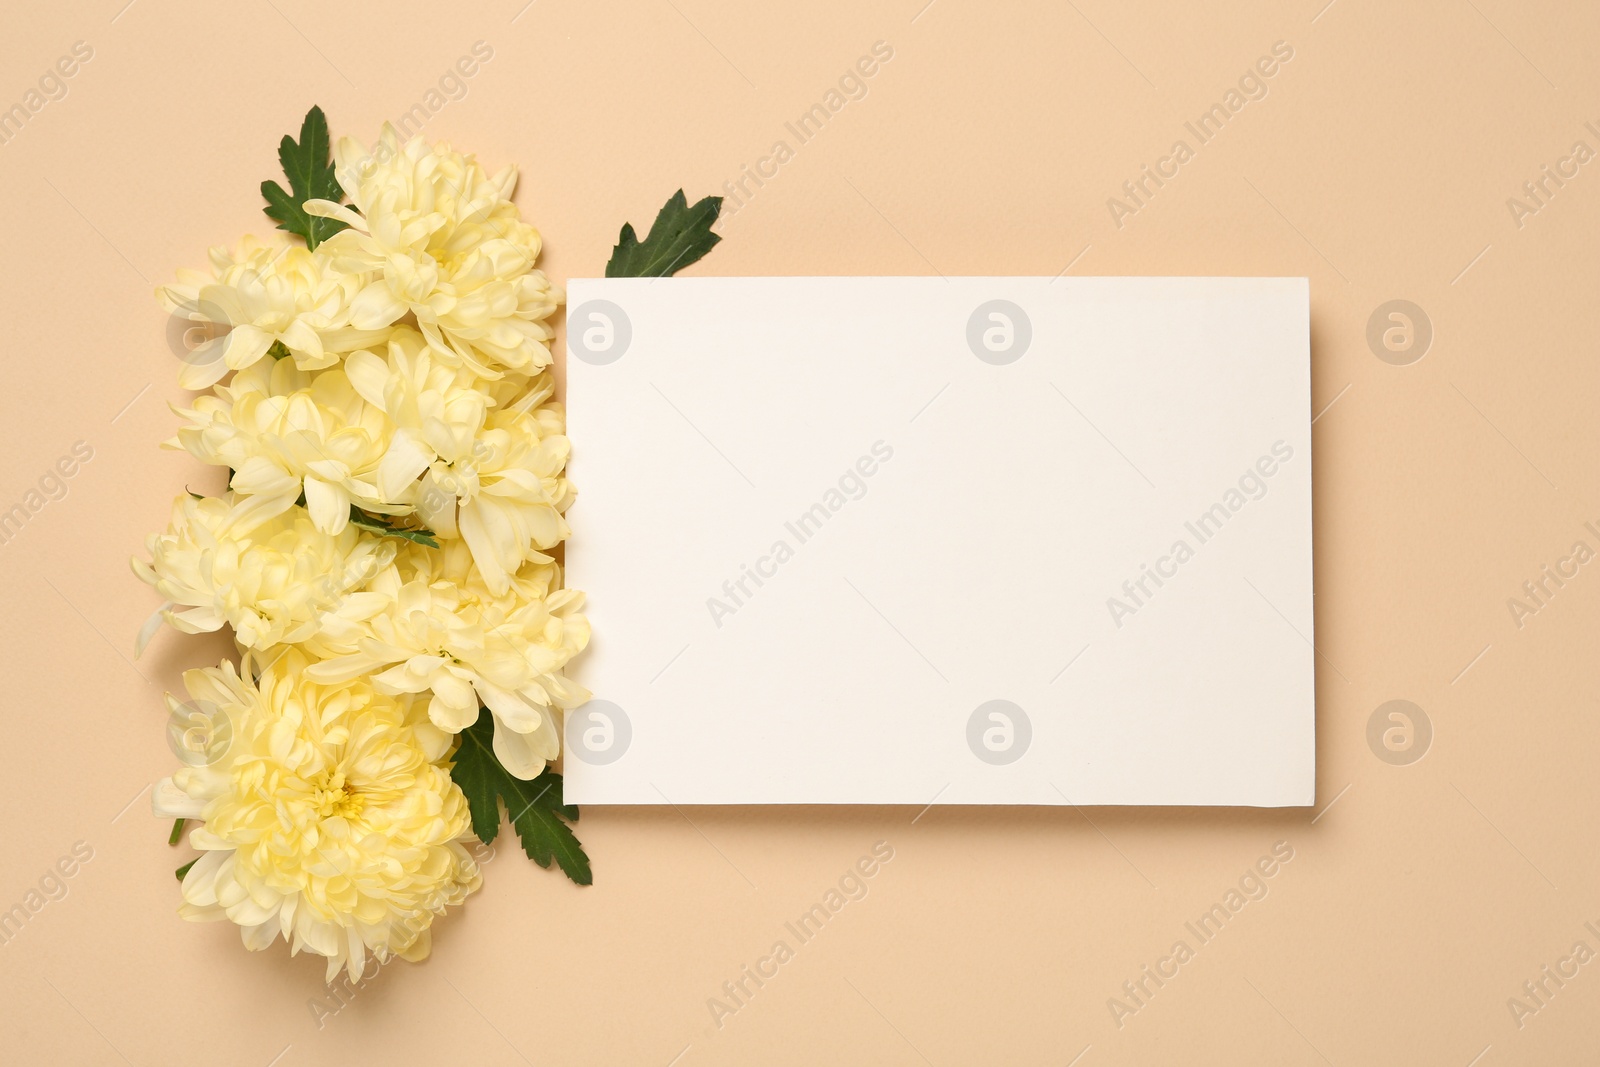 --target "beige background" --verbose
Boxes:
[2,0,1597,1063]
